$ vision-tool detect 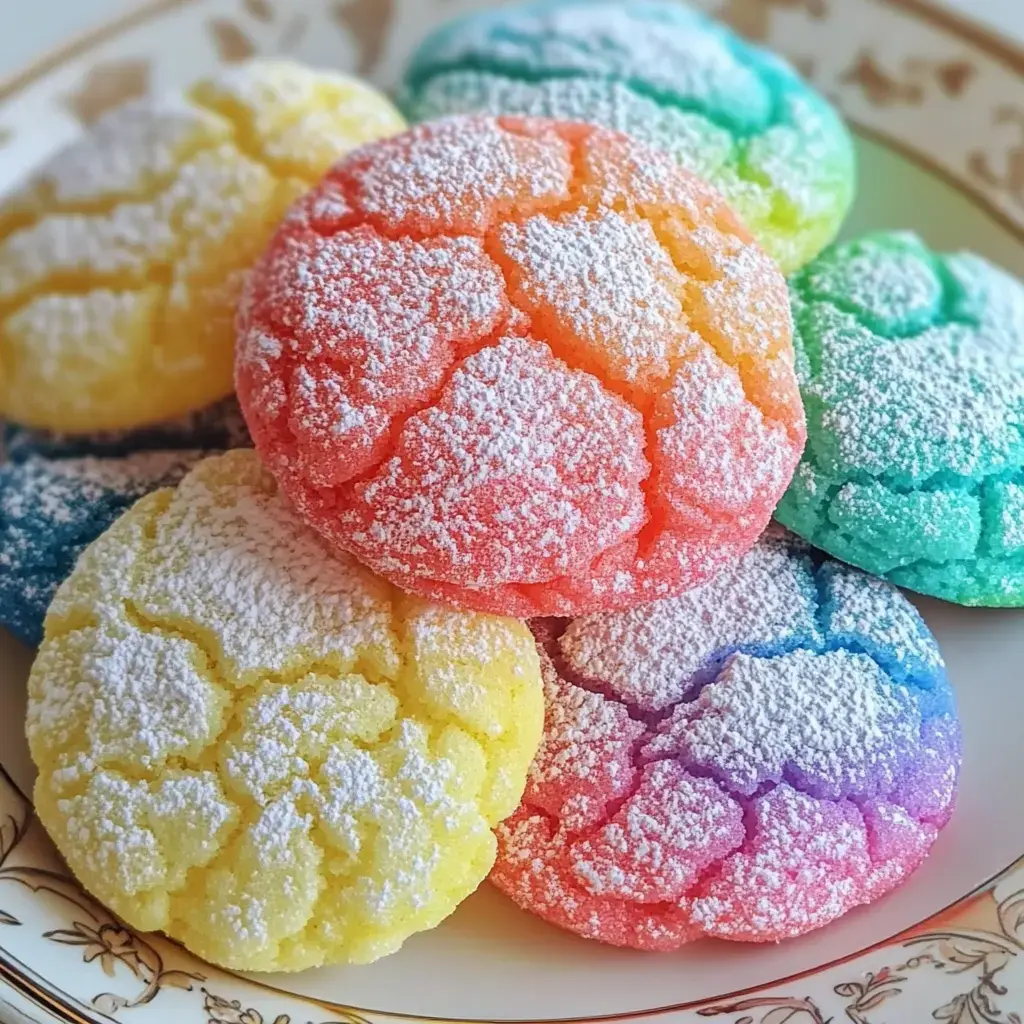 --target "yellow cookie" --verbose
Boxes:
[0,62,405,433]
[26,450,544,972]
